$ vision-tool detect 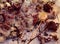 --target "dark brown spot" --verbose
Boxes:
[43,4,53,13]
[52,35,58,41]
[45,21,59,32]
[0,14,5,23]
[36,5,42,12]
